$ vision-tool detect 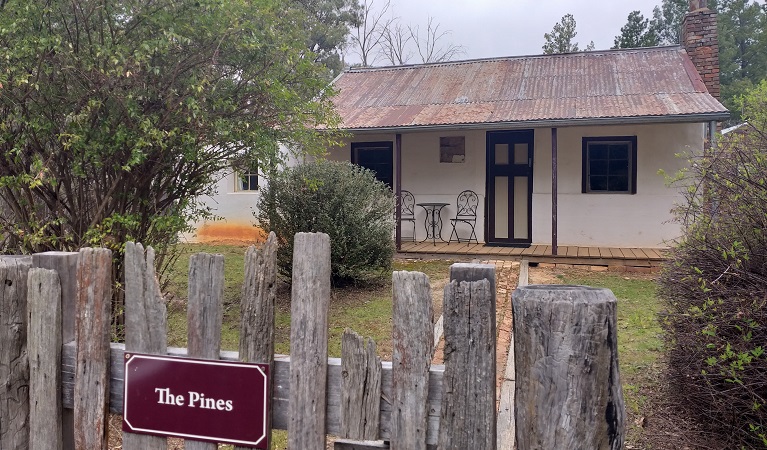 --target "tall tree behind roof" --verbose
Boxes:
[613,11,661,49]
[293,0,363,77]
[542,14,594,54]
